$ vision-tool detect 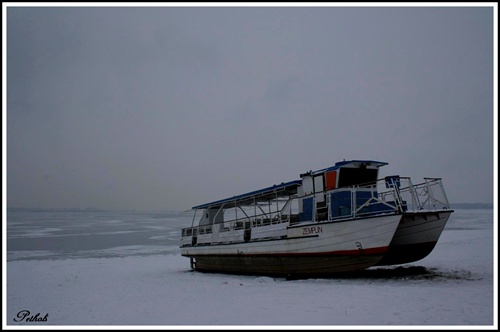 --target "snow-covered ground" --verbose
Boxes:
[4,208,496,328]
